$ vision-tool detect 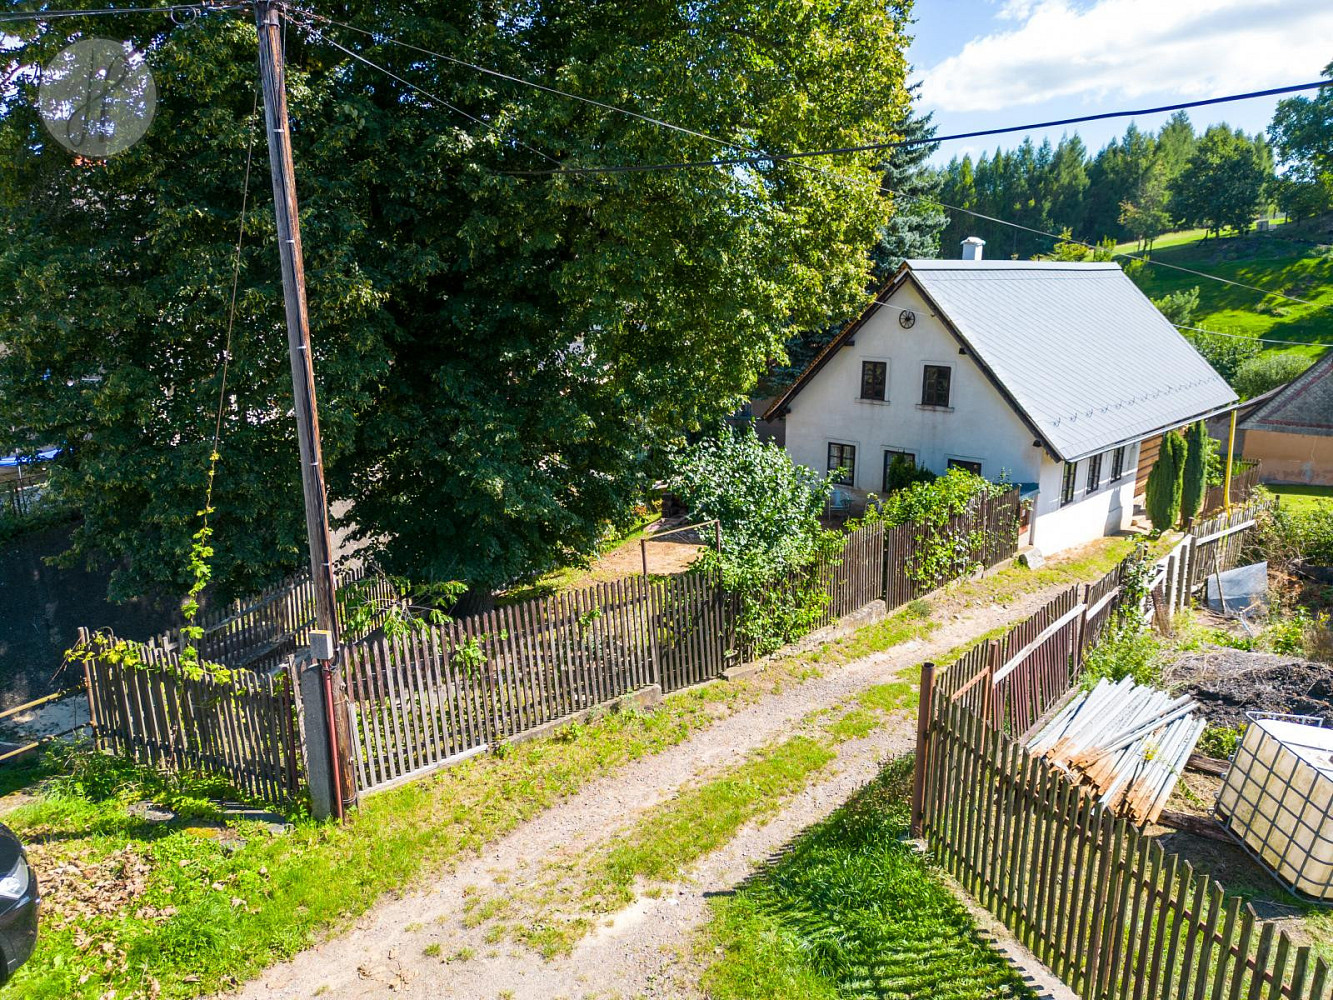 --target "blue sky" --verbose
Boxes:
[908,0,1333,165]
